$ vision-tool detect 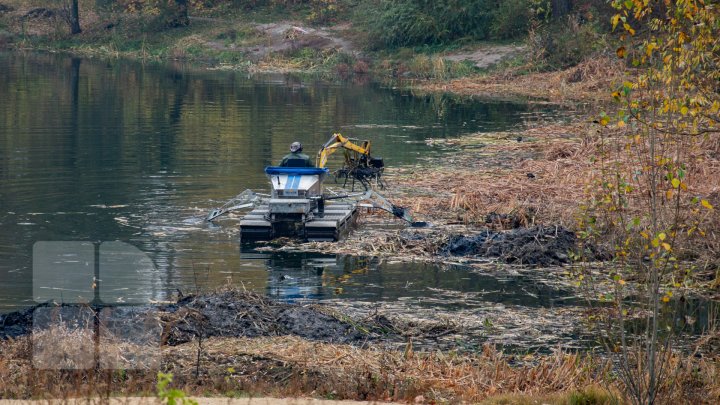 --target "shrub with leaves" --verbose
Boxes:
[156,372,199,405]
[578,1,719,404]
[354,0,536,48]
